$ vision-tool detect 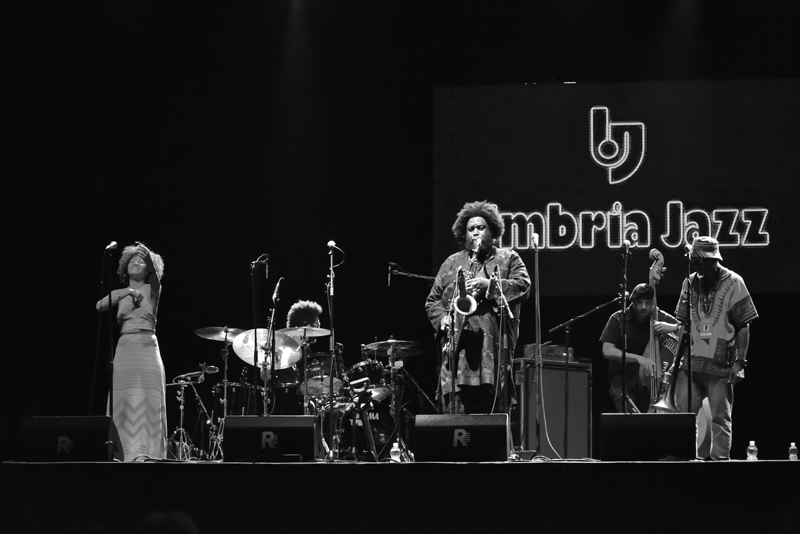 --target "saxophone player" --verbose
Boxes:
[425,200,530,414]
[673,236,758,460]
